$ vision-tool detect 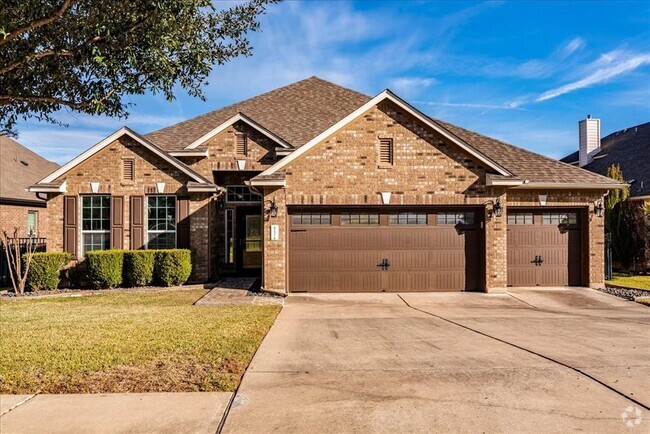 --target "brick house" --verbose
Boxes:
[1,136,59,238]
[29,77,624,293]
